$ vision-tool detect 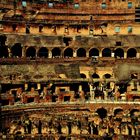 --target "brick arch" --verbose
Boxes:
[89,48,99,57]
[113,108,124,116]
[52,47,61,57]
[63,47,73,57]
[37,47,48,58]
[80,73,87,78]
[102,48,111,57]
[77,48,86,57]
[114,48,124,58]
[102,73,112,79]
[96,107,108,119]
[127,48,137,58]
[11,43,22,57]
[26,46,36,58]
